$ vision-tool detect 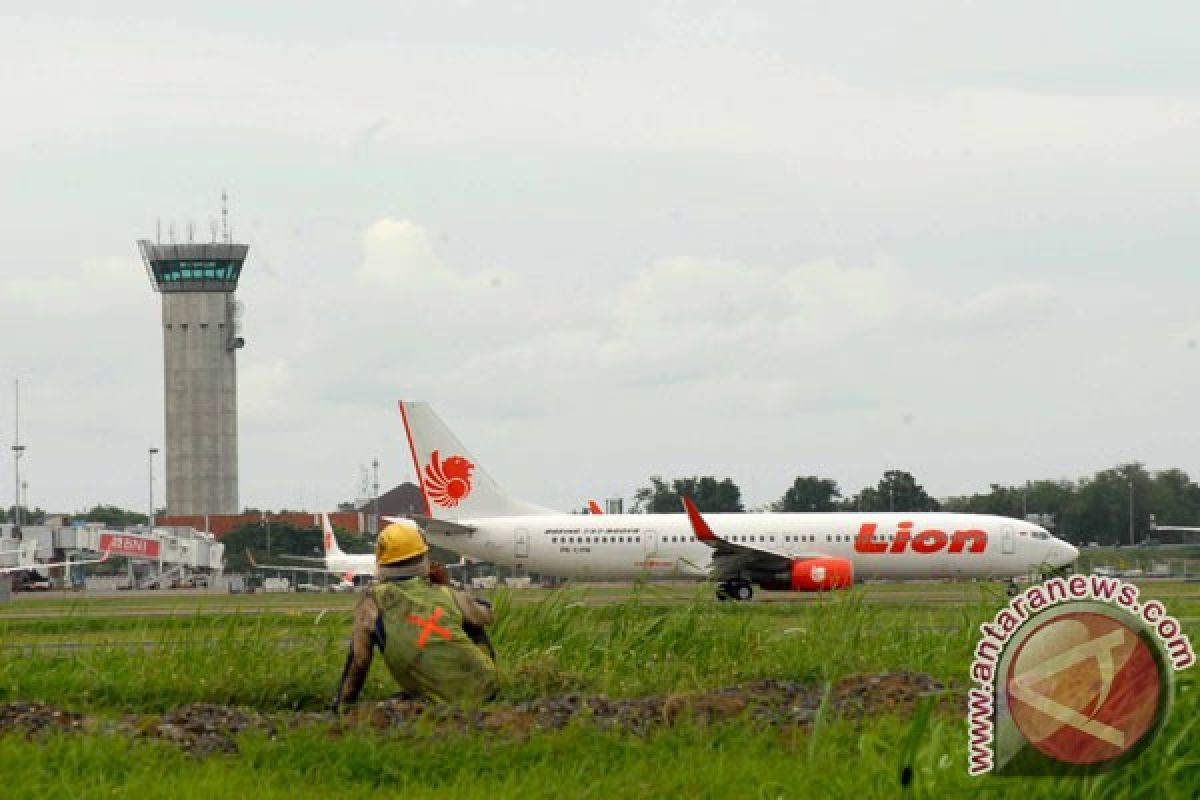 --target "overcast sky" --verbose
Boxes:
[2,2,1199,515]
